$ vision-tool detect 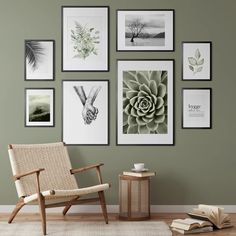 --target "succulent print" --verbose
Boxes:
[123,70,168,134]
[188,48,204,74]
[71,21,100,59]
